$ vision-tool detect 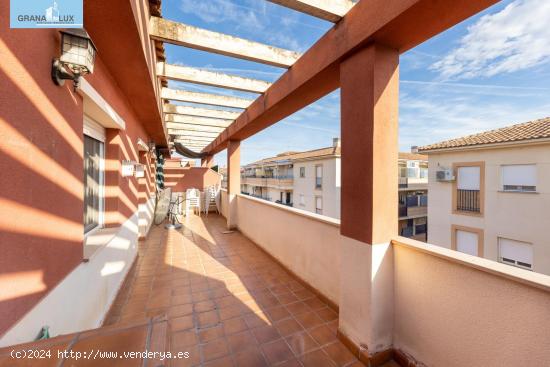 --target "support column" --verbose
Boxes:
[338,44,399,362]
[201,154,214,168]
[226,140,240,229]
